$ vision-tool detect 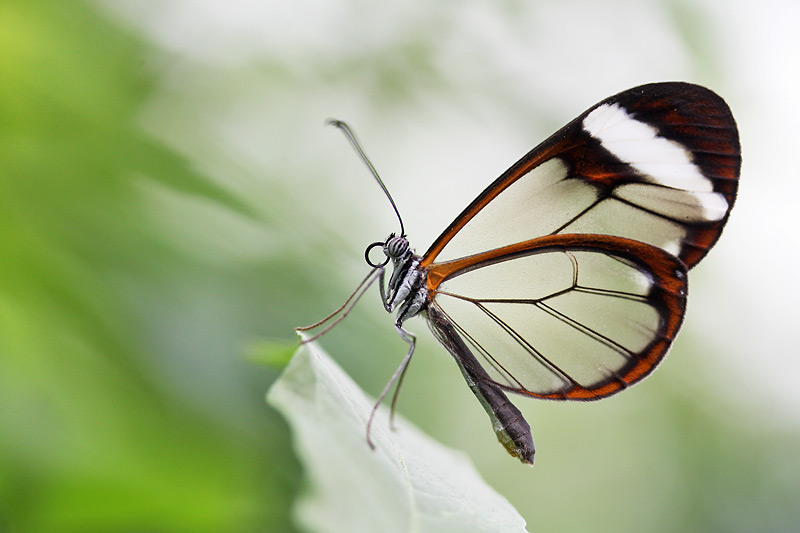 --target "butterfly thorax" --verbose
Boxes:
[380,234,428,324]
